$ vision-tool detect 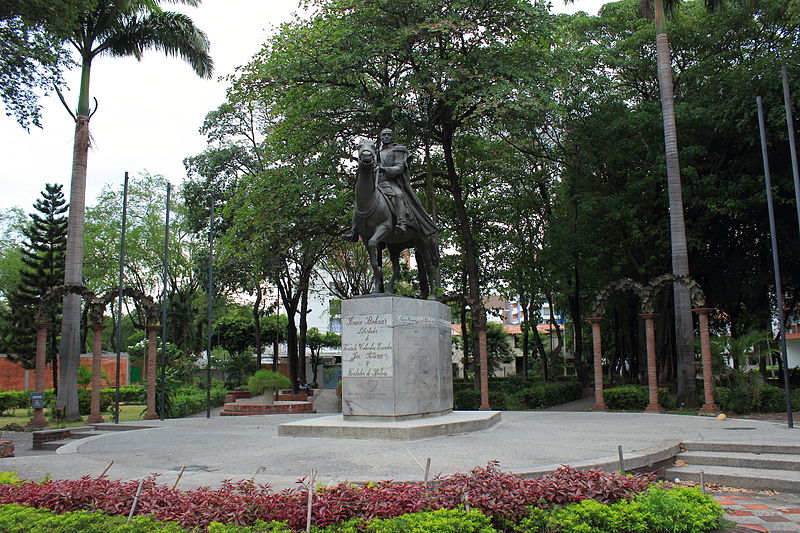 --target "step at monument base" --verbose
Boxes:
[277,411,500,440]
